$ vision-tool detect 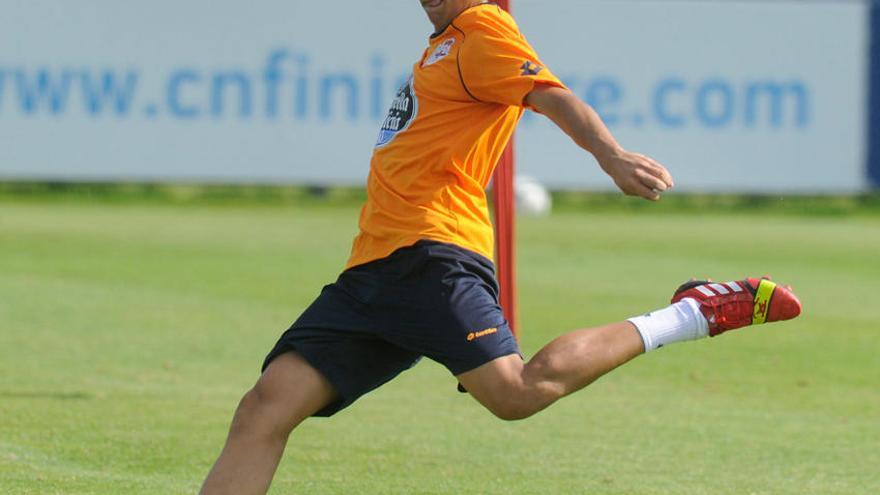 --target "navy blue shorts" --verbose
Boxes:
[262,240,521,417]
